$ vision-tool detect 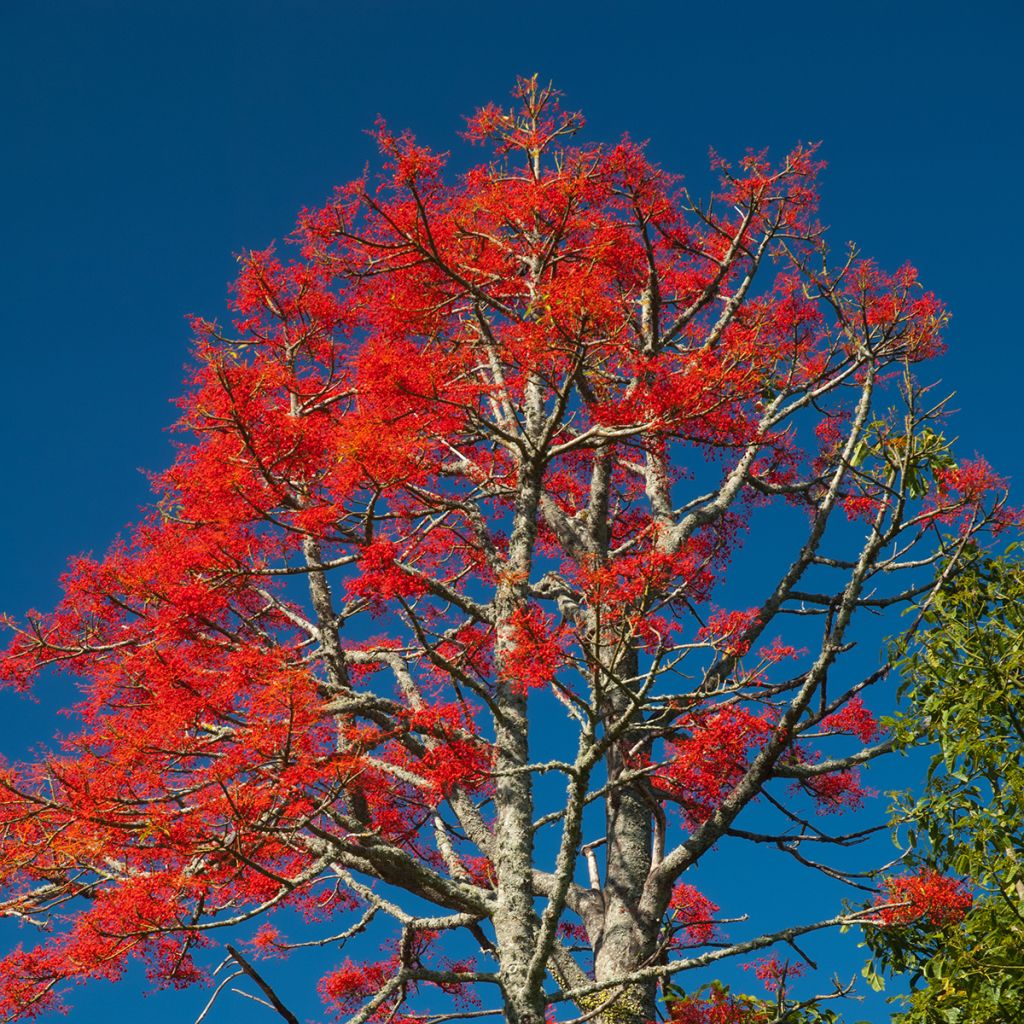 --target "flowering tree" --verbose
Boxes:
[0,78,1014,1024]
